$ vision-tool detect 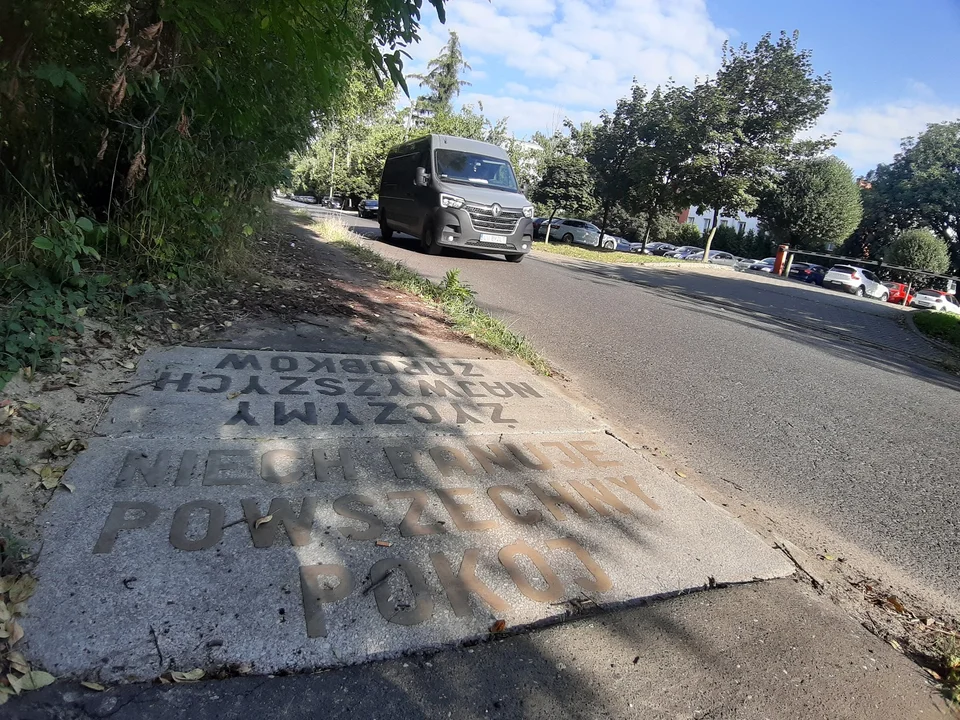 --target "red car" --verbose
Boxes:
[883,282,914,304]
